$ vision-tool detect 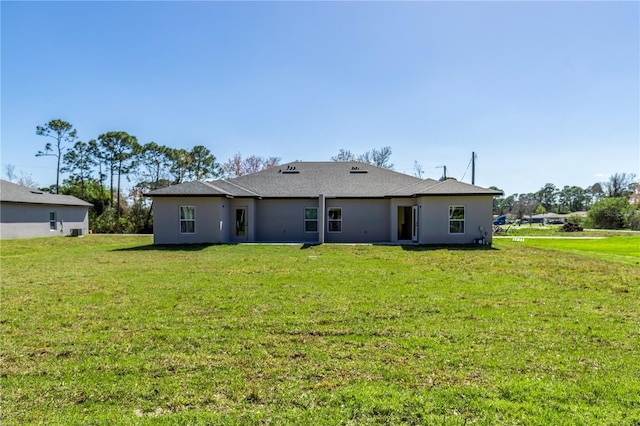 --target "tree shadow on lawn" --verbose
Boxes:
[112,243,500,252]
[112,243,218,252]
[399,243,499,252]
[299,243,499,251]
